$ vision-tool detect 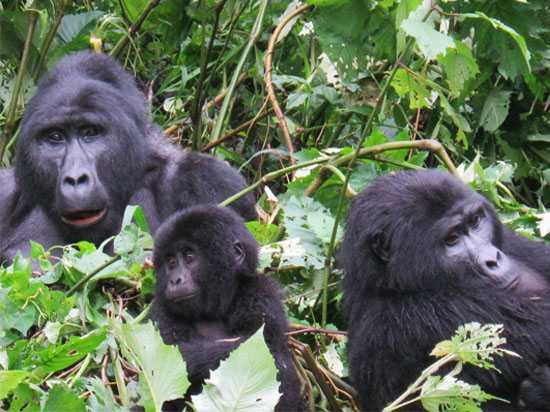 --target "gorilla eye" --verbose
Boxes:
[166,255,177,269]
[470,213,482,229]
[183,250,195,265]
[444,233,460,246]
[80,125,101,138]
[46,131,65,144]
